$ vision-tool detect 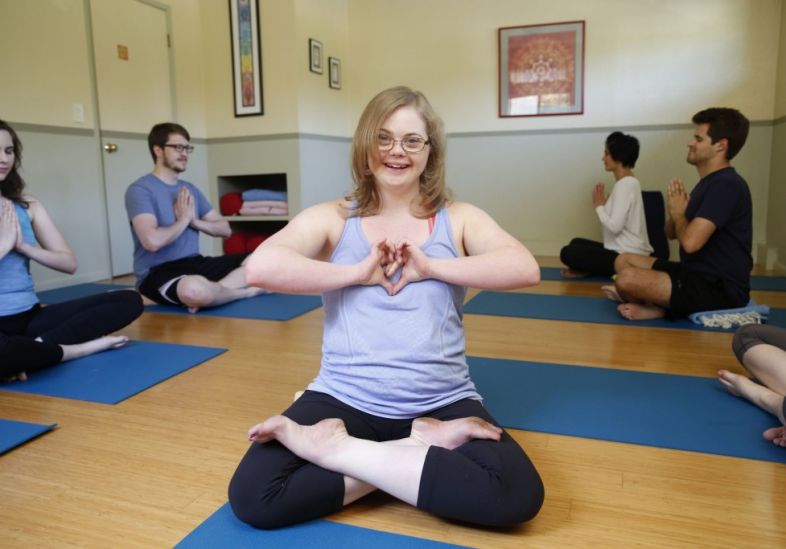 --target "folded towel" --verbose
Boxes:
[239,205,288,216]
[688,301,771,329]
[241,189,287,202]
[242,200,288,209]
